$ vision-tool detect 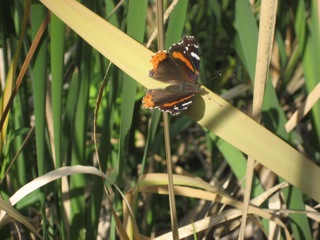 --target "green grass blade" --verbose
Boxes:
[50,14,65,168]
[30,3,49,238]
[165,0,189,46]
[234,0,258,79]
[69,40,92,238]
[50,13,66,239]
[302,1,320,148]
